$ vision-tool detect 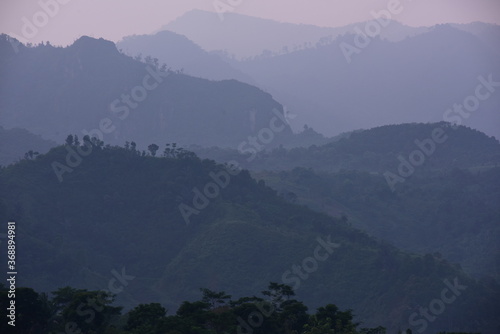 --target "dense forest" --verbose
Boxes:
[1,136,499,333]
[255,166,500,280]
[0,283,483,334]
